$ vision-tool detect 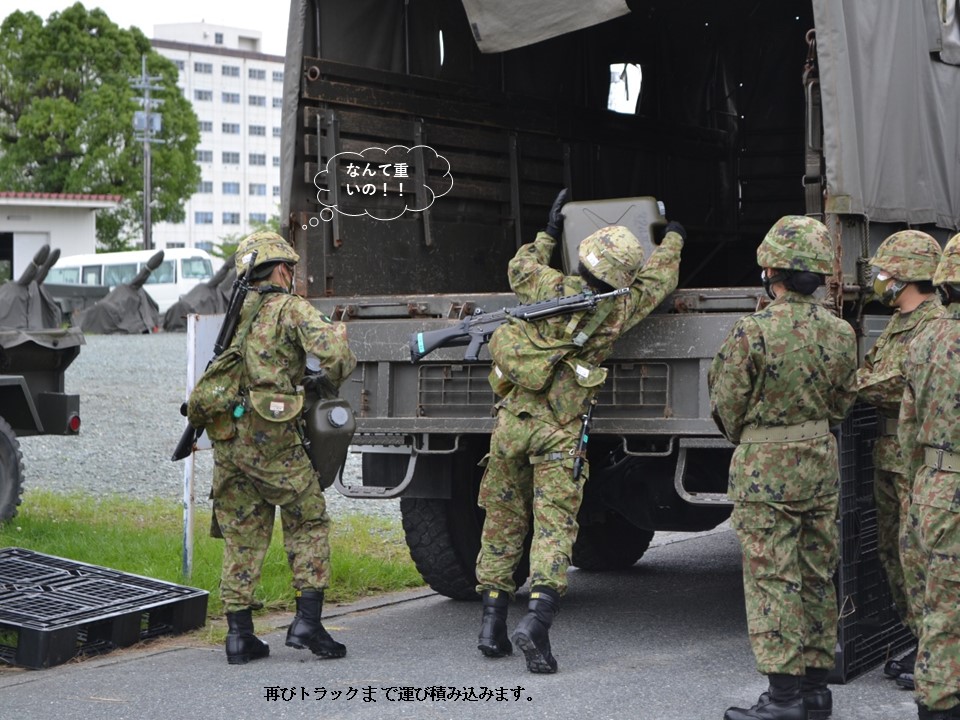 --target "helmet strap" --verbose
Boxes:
[761,269,786,300]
